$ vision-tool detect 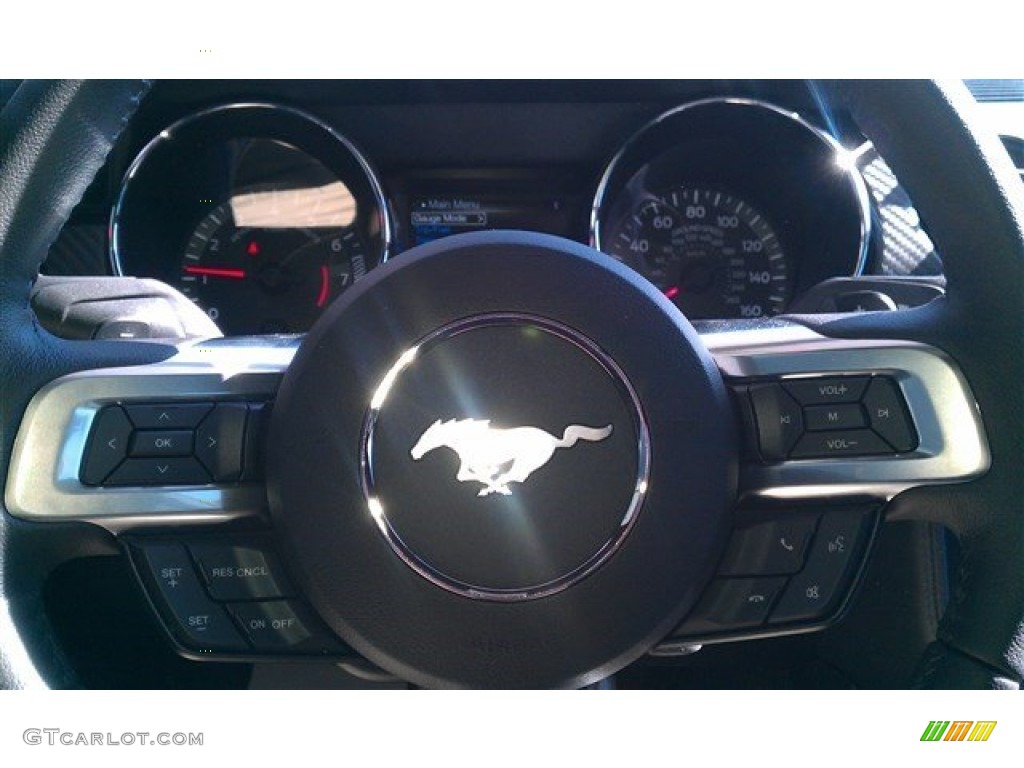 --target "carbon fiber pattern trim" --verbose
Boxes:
[860,148,943,276]
[39,224,108,276]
